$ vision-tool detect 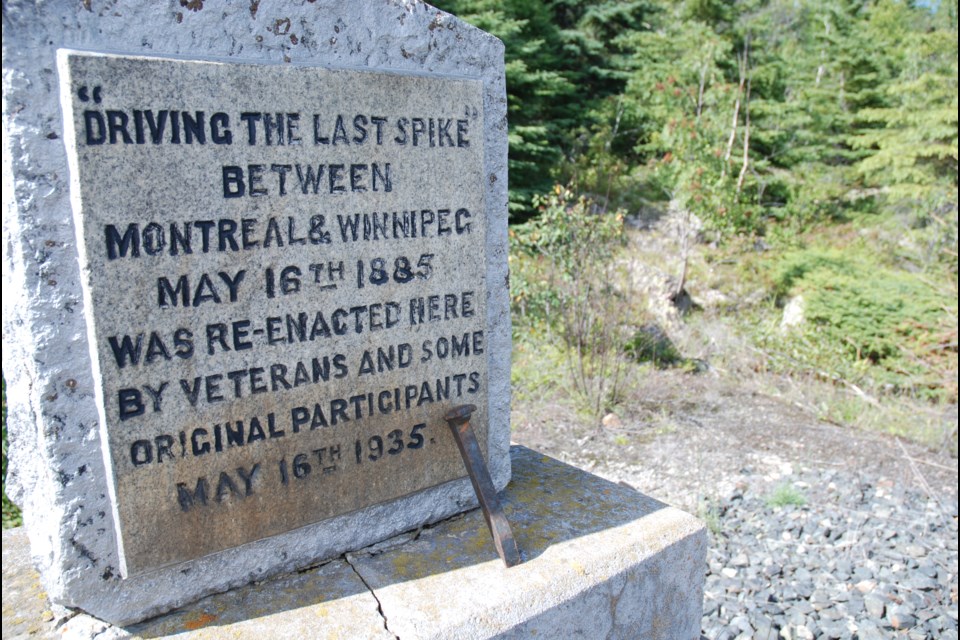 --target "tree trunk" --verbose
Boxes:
[736,38,752,196]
